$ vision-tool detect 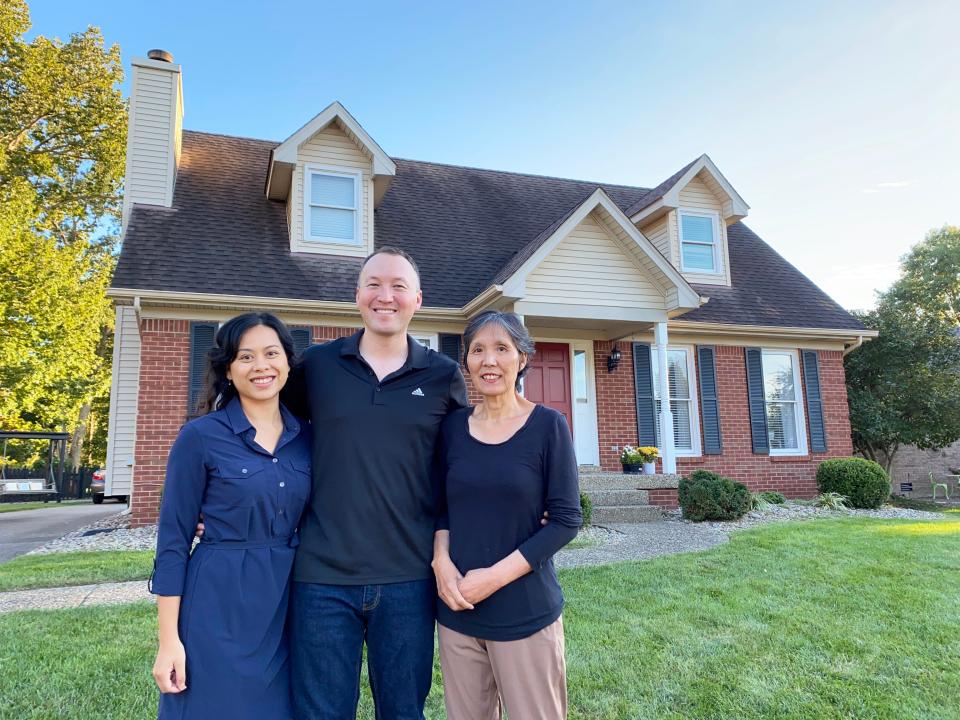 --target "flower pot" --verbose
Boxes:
[642,462,656,475]
[622,463,642,475]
